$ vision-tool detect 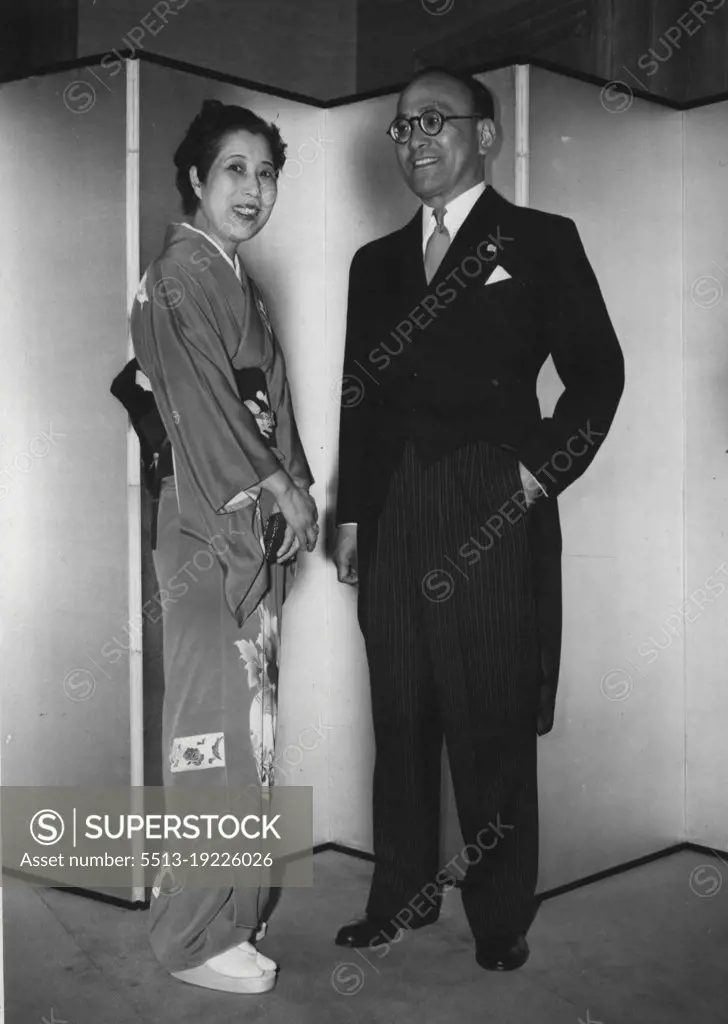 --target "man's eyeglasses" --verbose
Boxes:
[386,109,481,144]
